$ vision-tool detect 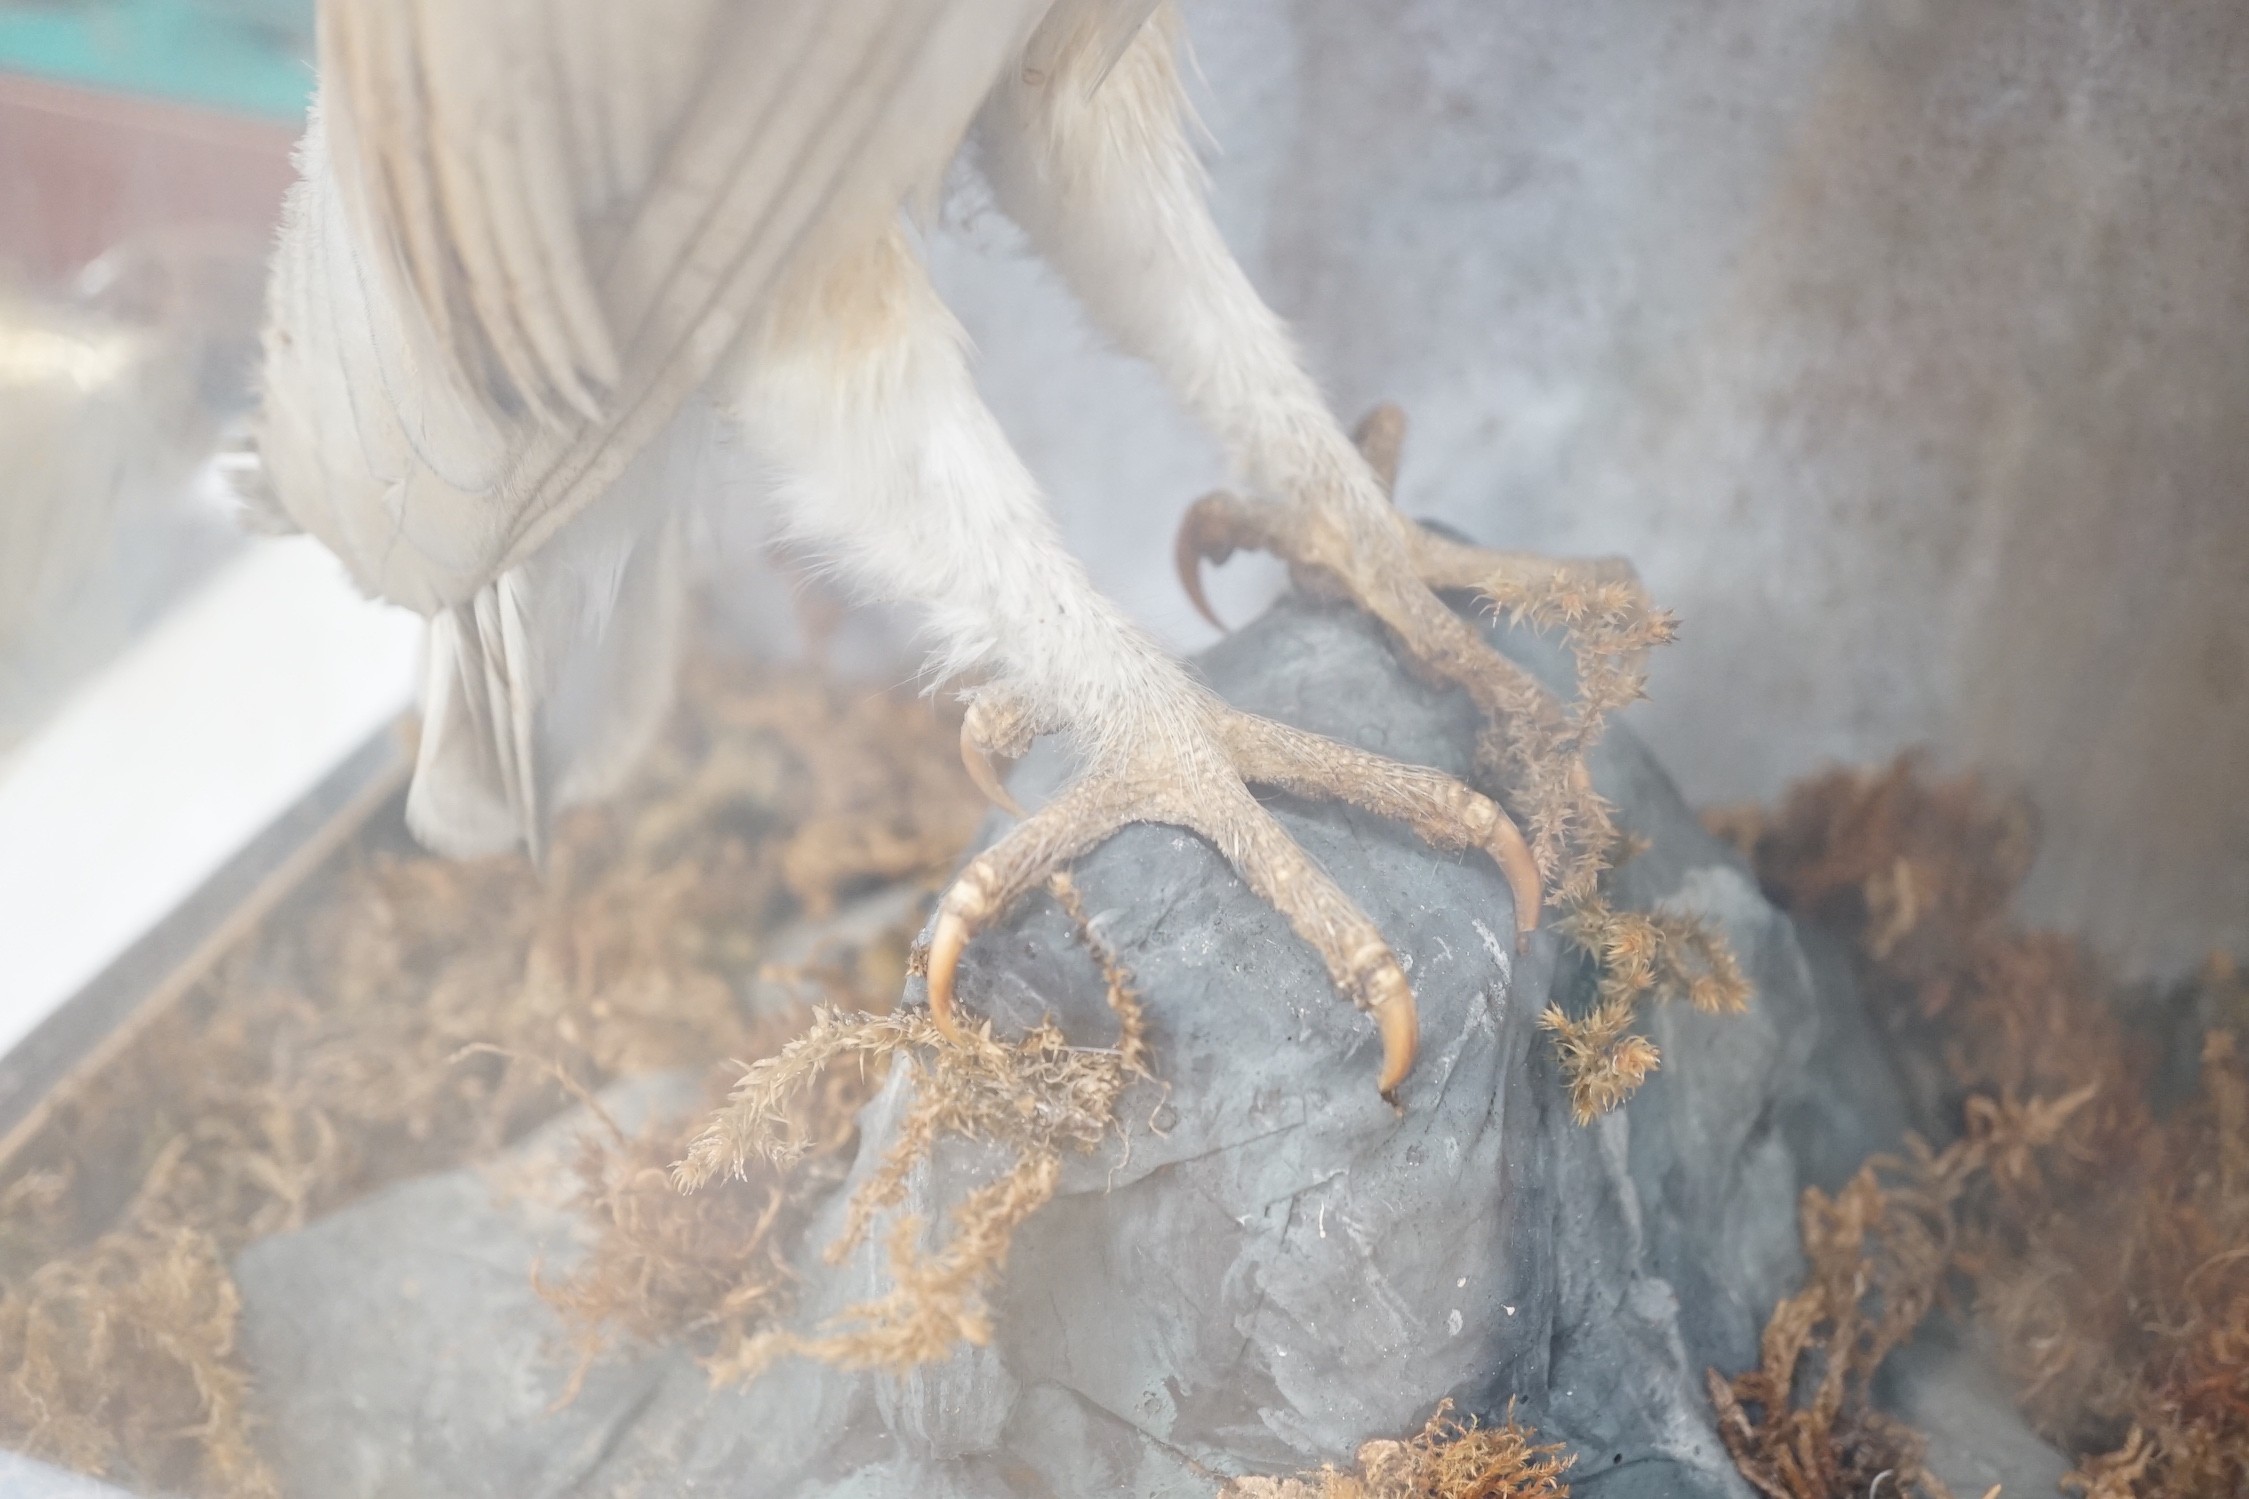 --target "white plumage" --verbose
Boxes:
[258,0,1163,850]
[255,0,1549,1091]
